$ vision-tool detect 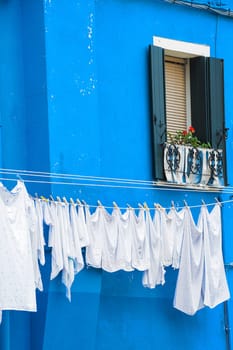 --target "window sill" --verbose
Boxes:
[154,180,225,192]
